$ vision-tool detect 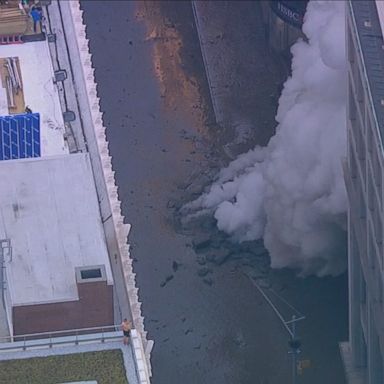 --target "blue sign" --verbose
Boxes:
[270,1,308,29]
